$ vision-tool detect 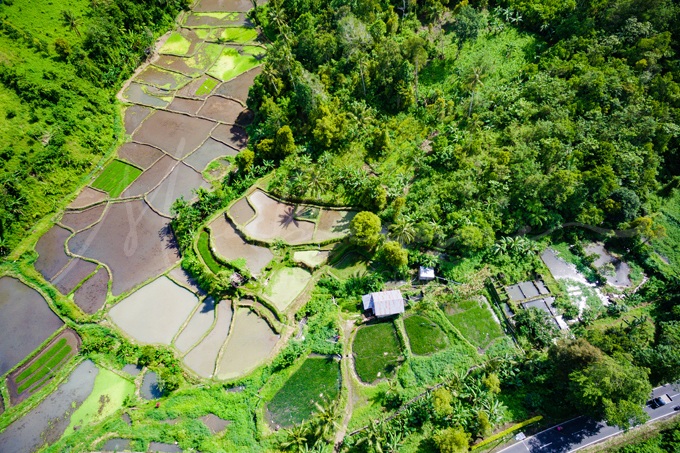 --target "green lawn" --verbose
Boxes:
[353,322,402,383]
[91,160,142,197]
[197,230,222,274]
[267,357,340,428]
[445,300,504,349]
[328,253,368,280]
[403,315,449,355]
[16,339,74,394]
[65,367,135,435]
